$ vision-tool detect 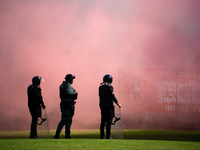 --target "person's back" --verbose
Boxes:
[99,83,114,109]
[28,84,42,107]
